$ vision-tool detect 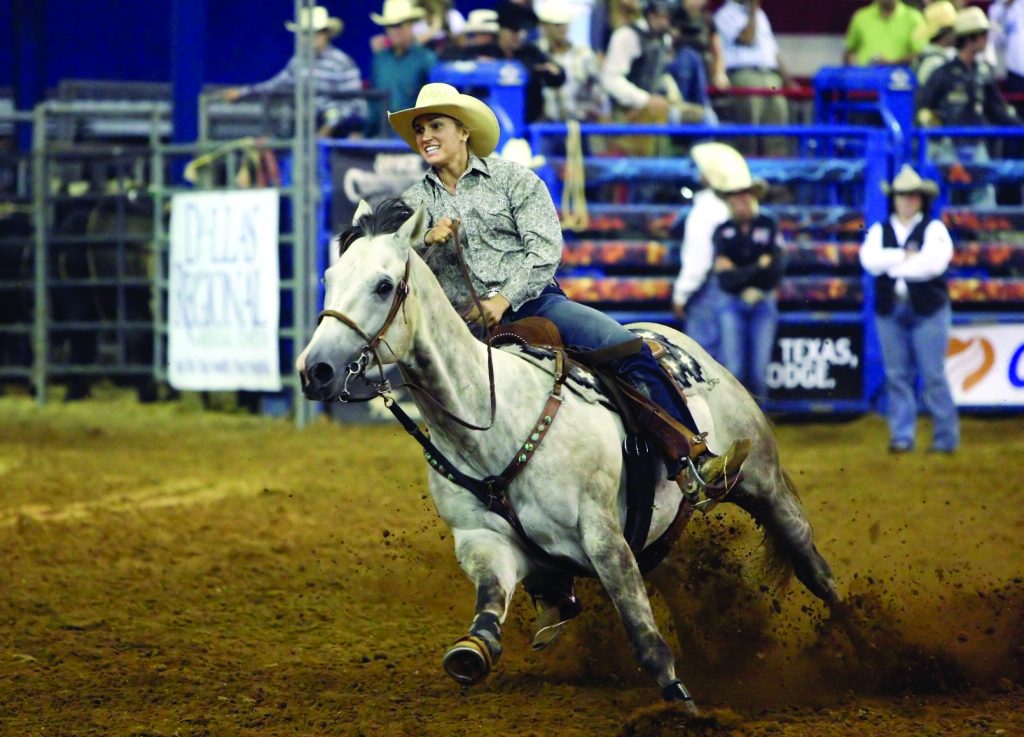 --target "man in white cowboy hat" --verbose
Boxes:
[918,6,1020,129]
[918,6,1021,205]
[859,165,959,454]
[390,82,750,494]
[671,143,744,362]
[218,6,366,138]
[843,0,926,67]
[710,162,783,404]
[369,0,438,135]
[915,1,958,85]
[535,2,609,122]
